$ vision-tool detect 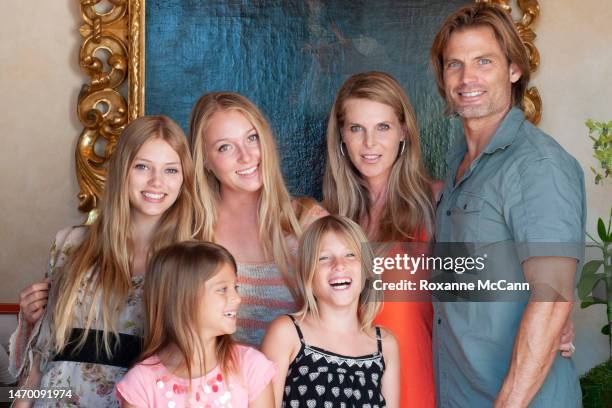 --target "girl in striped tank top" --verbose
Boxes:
[188,92,327,347]
[262,215,400,407]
